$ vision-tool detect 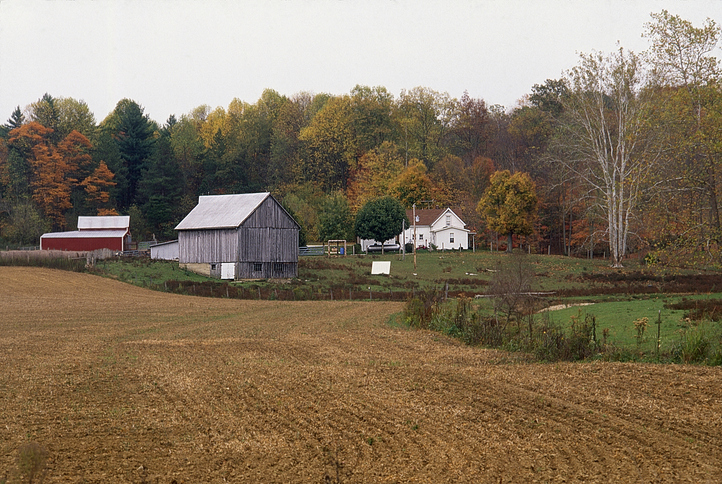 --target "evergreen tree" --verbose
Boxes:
[103,99,156,209]
[1,106,25,139]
